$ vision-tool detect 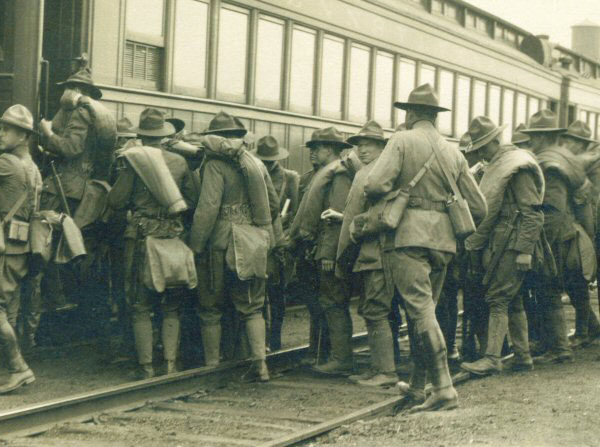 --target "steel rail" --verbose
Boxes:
[0,332,369,439]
